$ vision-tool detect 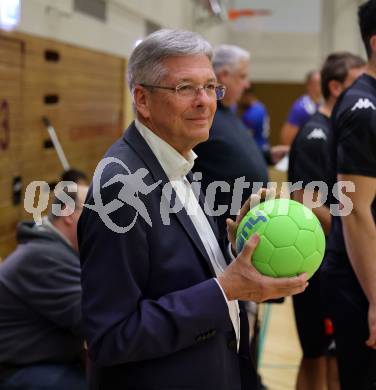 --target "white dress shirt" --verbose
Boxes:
[135,119,240,350]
